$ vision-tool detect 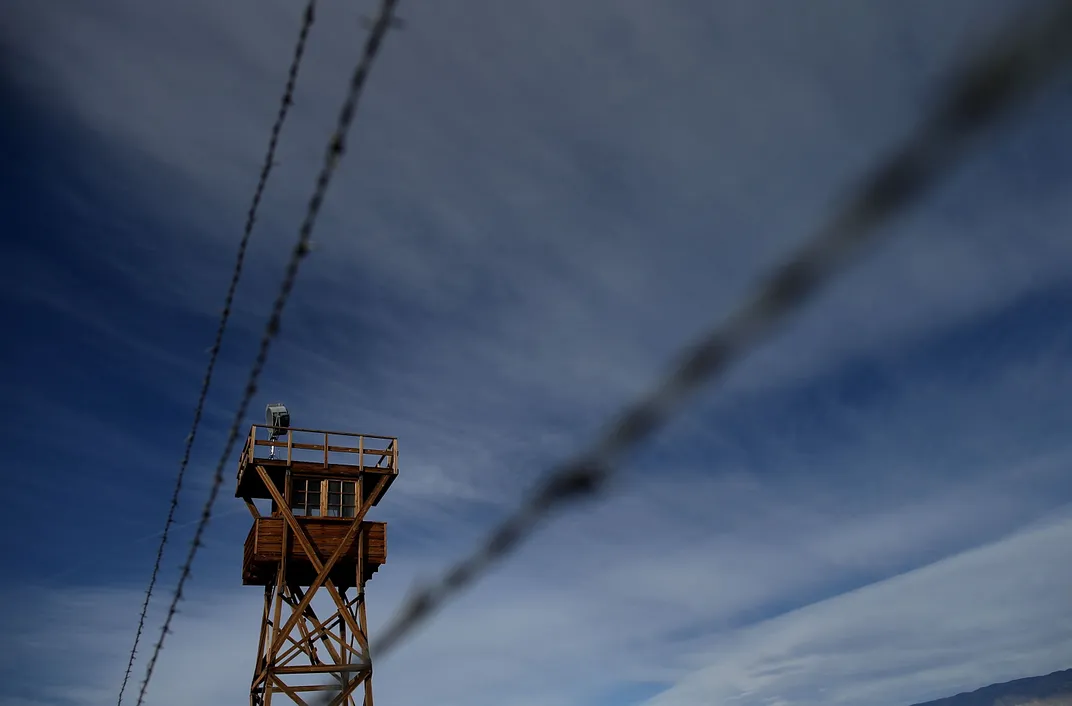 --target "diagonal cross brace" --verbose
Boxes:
[258,465,383,659]
[252,588,364,694]
[274,590,364,668]
[256,465,389,658]
[280,588,365,663]
[326,673,364,706]
[269,675,311,706]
